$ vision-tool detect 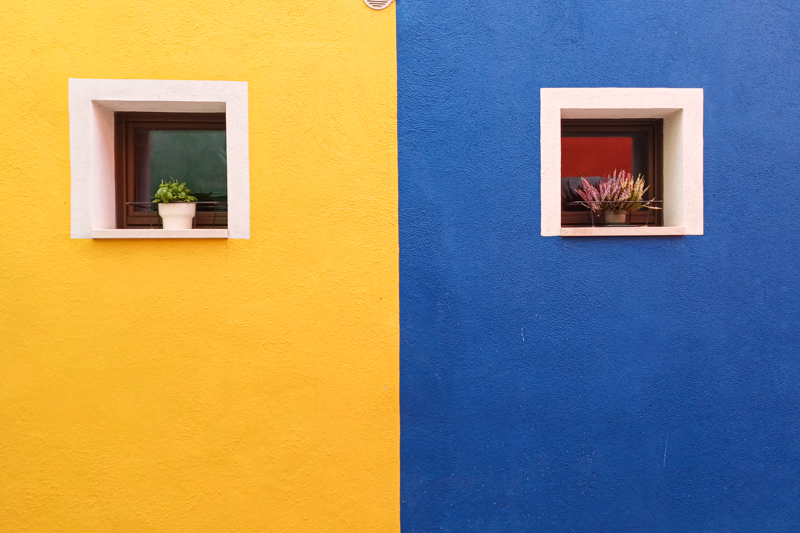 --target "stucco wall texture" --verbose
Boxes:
[1,2,398,532]
[398,0,800,531]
